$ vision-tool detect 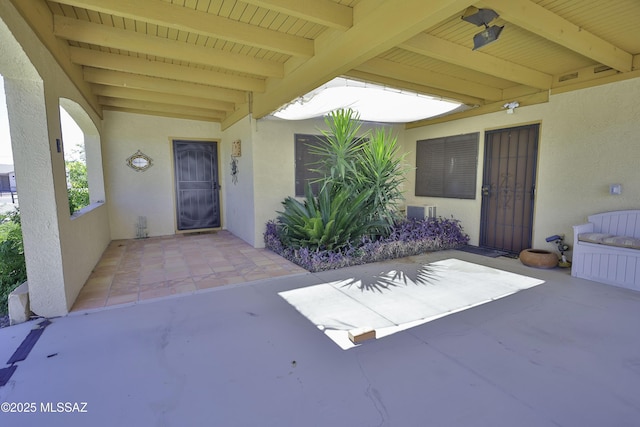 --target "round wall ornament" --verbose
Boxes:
[126,150,153,172]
